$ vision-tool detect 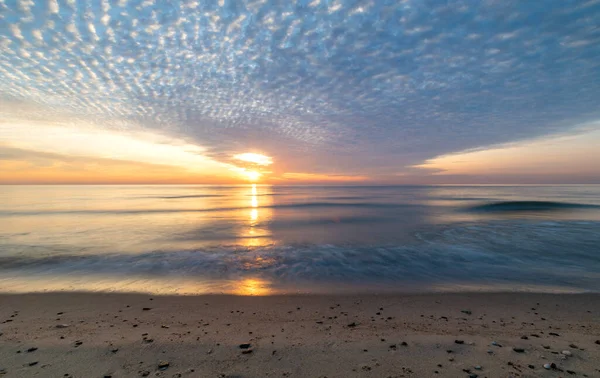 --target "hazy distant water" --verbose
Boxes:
[1,185,599,295]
